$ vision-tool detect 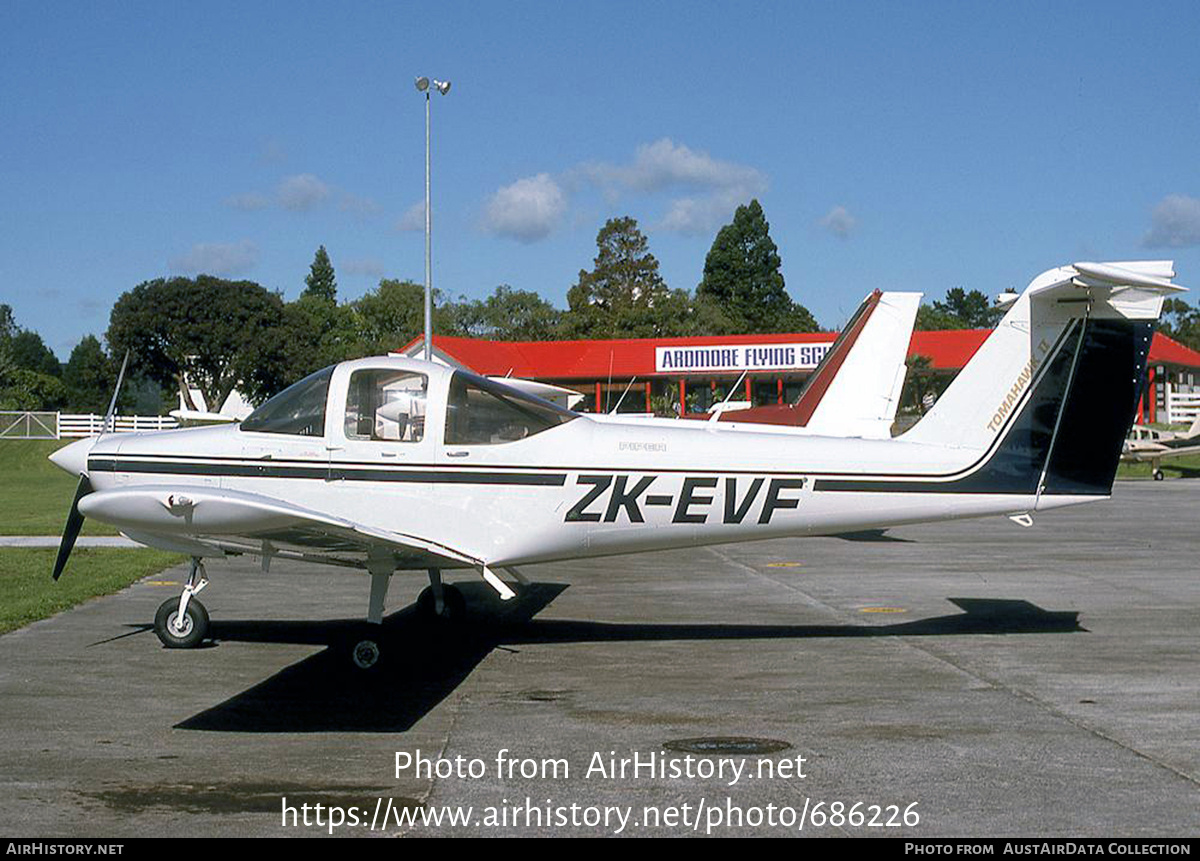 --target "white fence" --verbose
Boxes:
[59,414,178,438]
[1166,388,1200,424]
[0,411,178,440]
